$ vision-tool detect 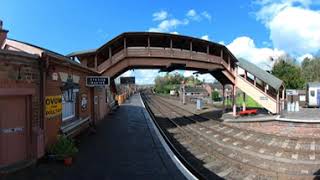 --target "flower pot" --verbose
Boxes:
[64,157,73,166]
